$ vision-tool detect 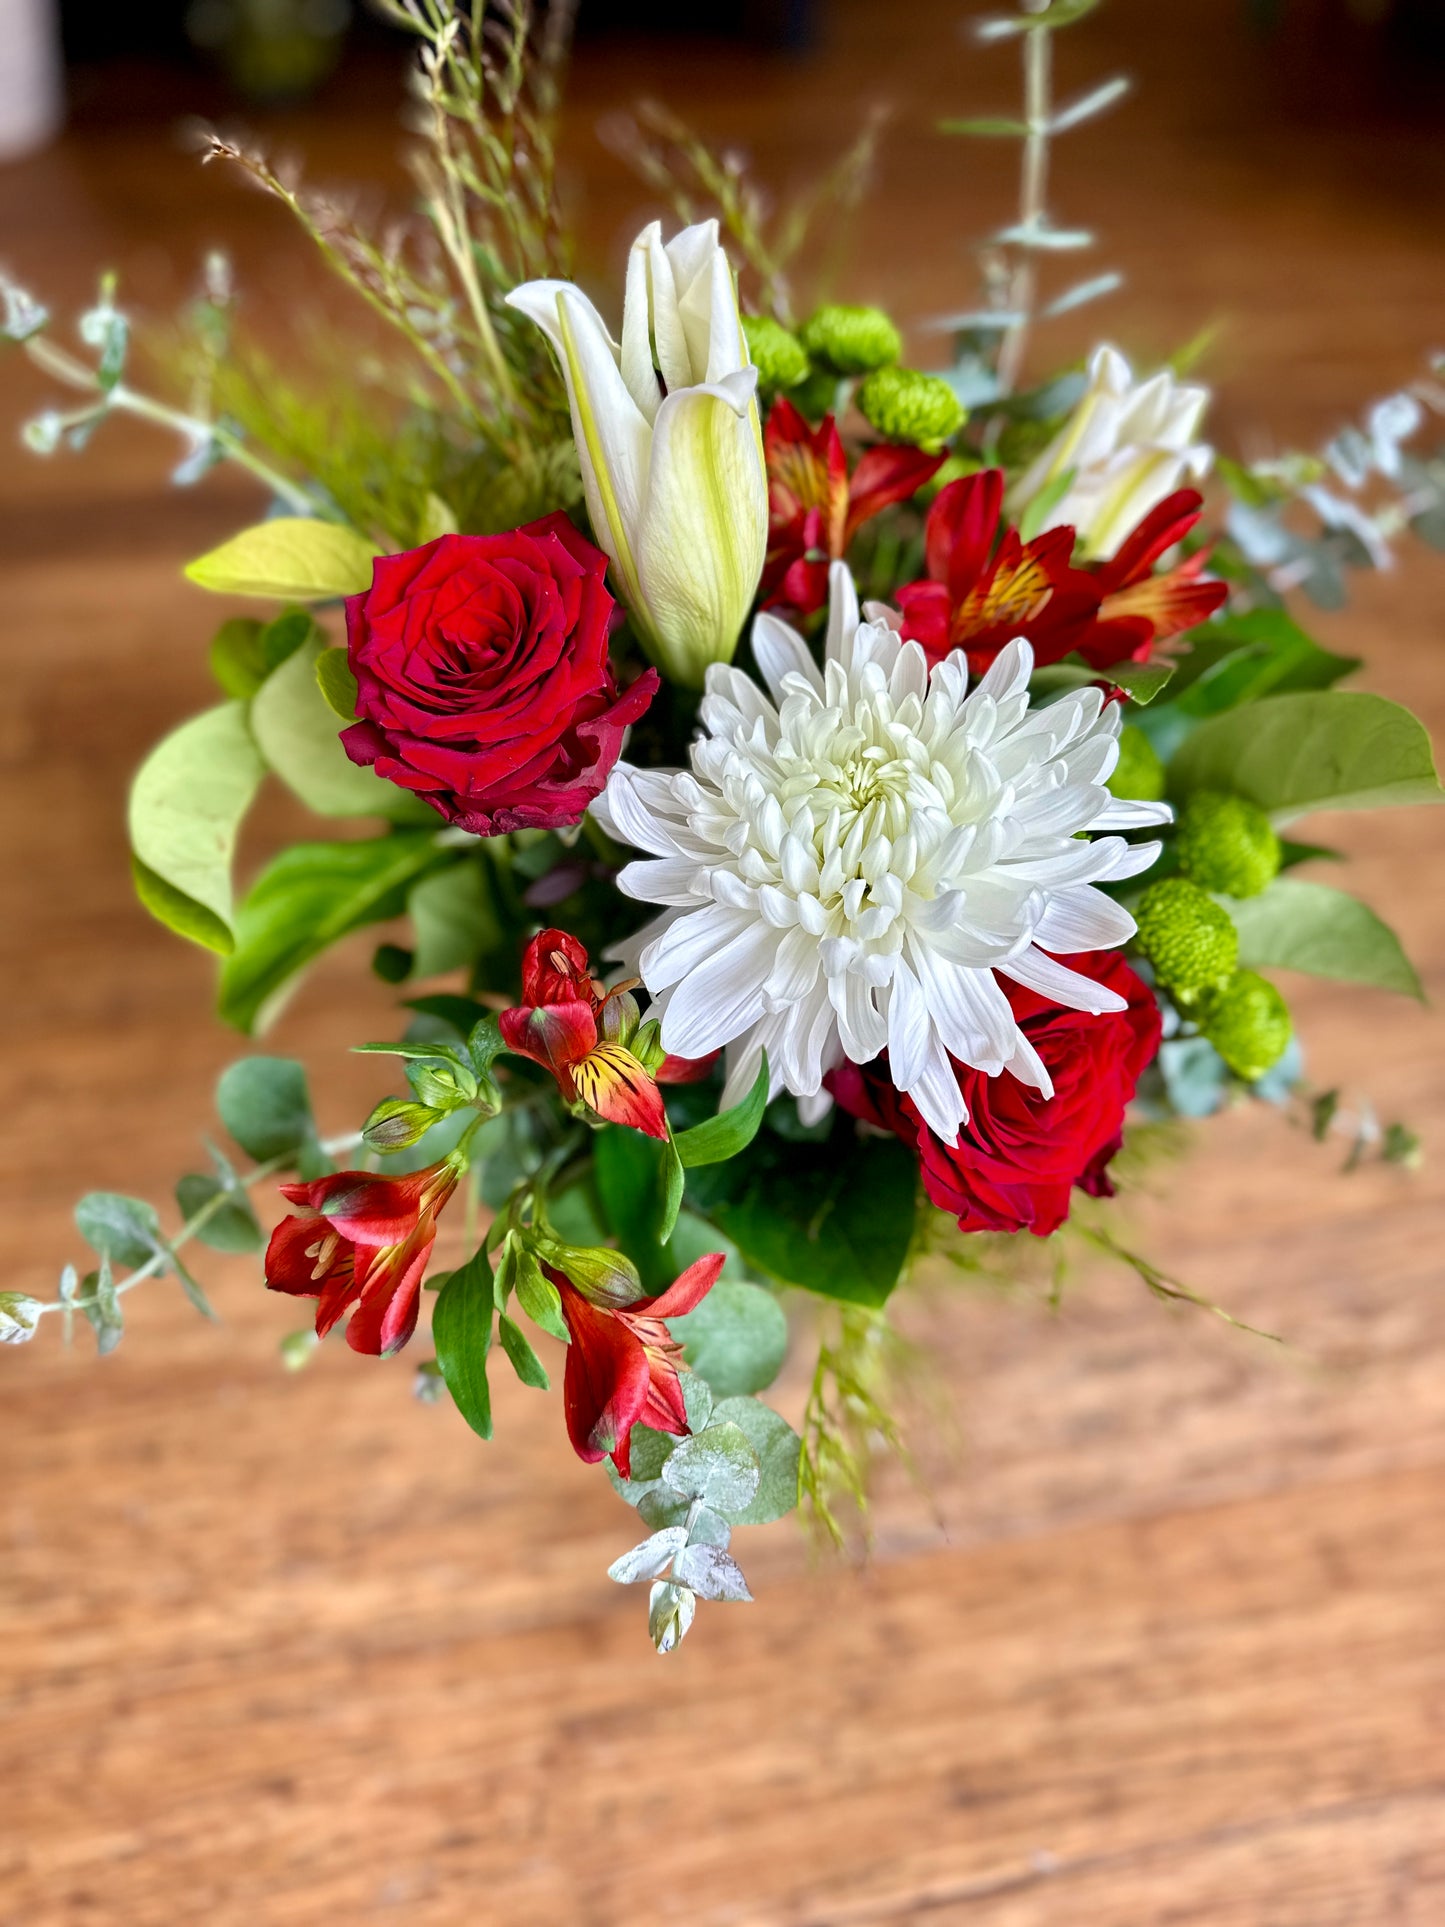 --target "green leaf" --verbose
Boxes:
[685,1124,918,1307]
[209,617,268,698]
[673,1056,770,1168]
[1108,661,1176,704]
[432,1245,495,1440]
[407,860,508,979]
[660,1421,761,1514]
[1168,691,1444,824]
[168,1249,218,1322]
[175,1173,263,1253]
[668,1279,788,1396]
[82,1257,123,1356]
[656,1136,686,1245]
[1225,878,1425,1001]
[710,1397,801,1525]
[497,1311,551,1390]
[128,702,266,955]
[219,832,447,1032]
[75,1193,162,1270]
[184,518,378,601]
[250,636,421,820]
[314,646,359,721]
[1168,610,1357,717]
[216,1056,316,1162]
[513,1246,569,1342]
